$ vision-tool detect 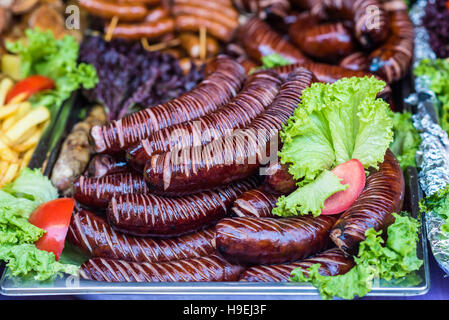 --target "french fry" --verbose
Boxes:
[19,148,34,172]
[0,104,20,120]
[13,129,41,152]
[2,102,32,132]
[0,136,18,162]
[2,116,16,131]
[0,78,14,107]
[0,163,18,187]
[0,161,8,181]
[12,125,38,146]
[4,106,50,145]
[7,92,28,105]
